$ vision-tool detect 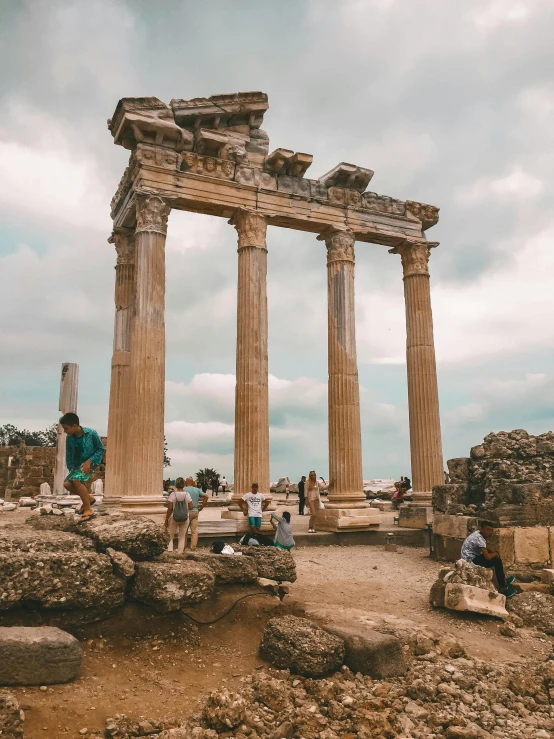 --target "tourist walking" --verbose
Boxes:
[60,412,105,524]
[306,470,322,533]
[285,483,290,500]
[221,476,228,494]
[240,482,270,538]
[211,475,219,497]
[165,477,193,553]
[460,521,516,596]
[183,476,208,550]
[298,475,306,515]
[270,511,295,550]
